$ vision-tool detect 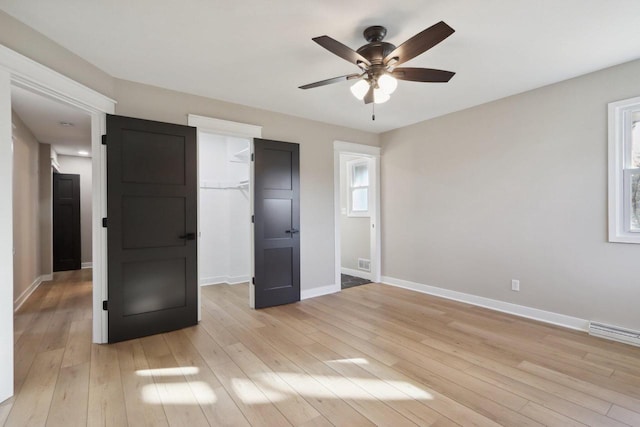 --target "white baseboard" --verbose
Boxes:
[381,276,589,332]
[14,275,46,312]
[41,274,53,281]
[341,267,371,281]
[200,275,250,286]
[301,283,340,300]
[81,262,93,269]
